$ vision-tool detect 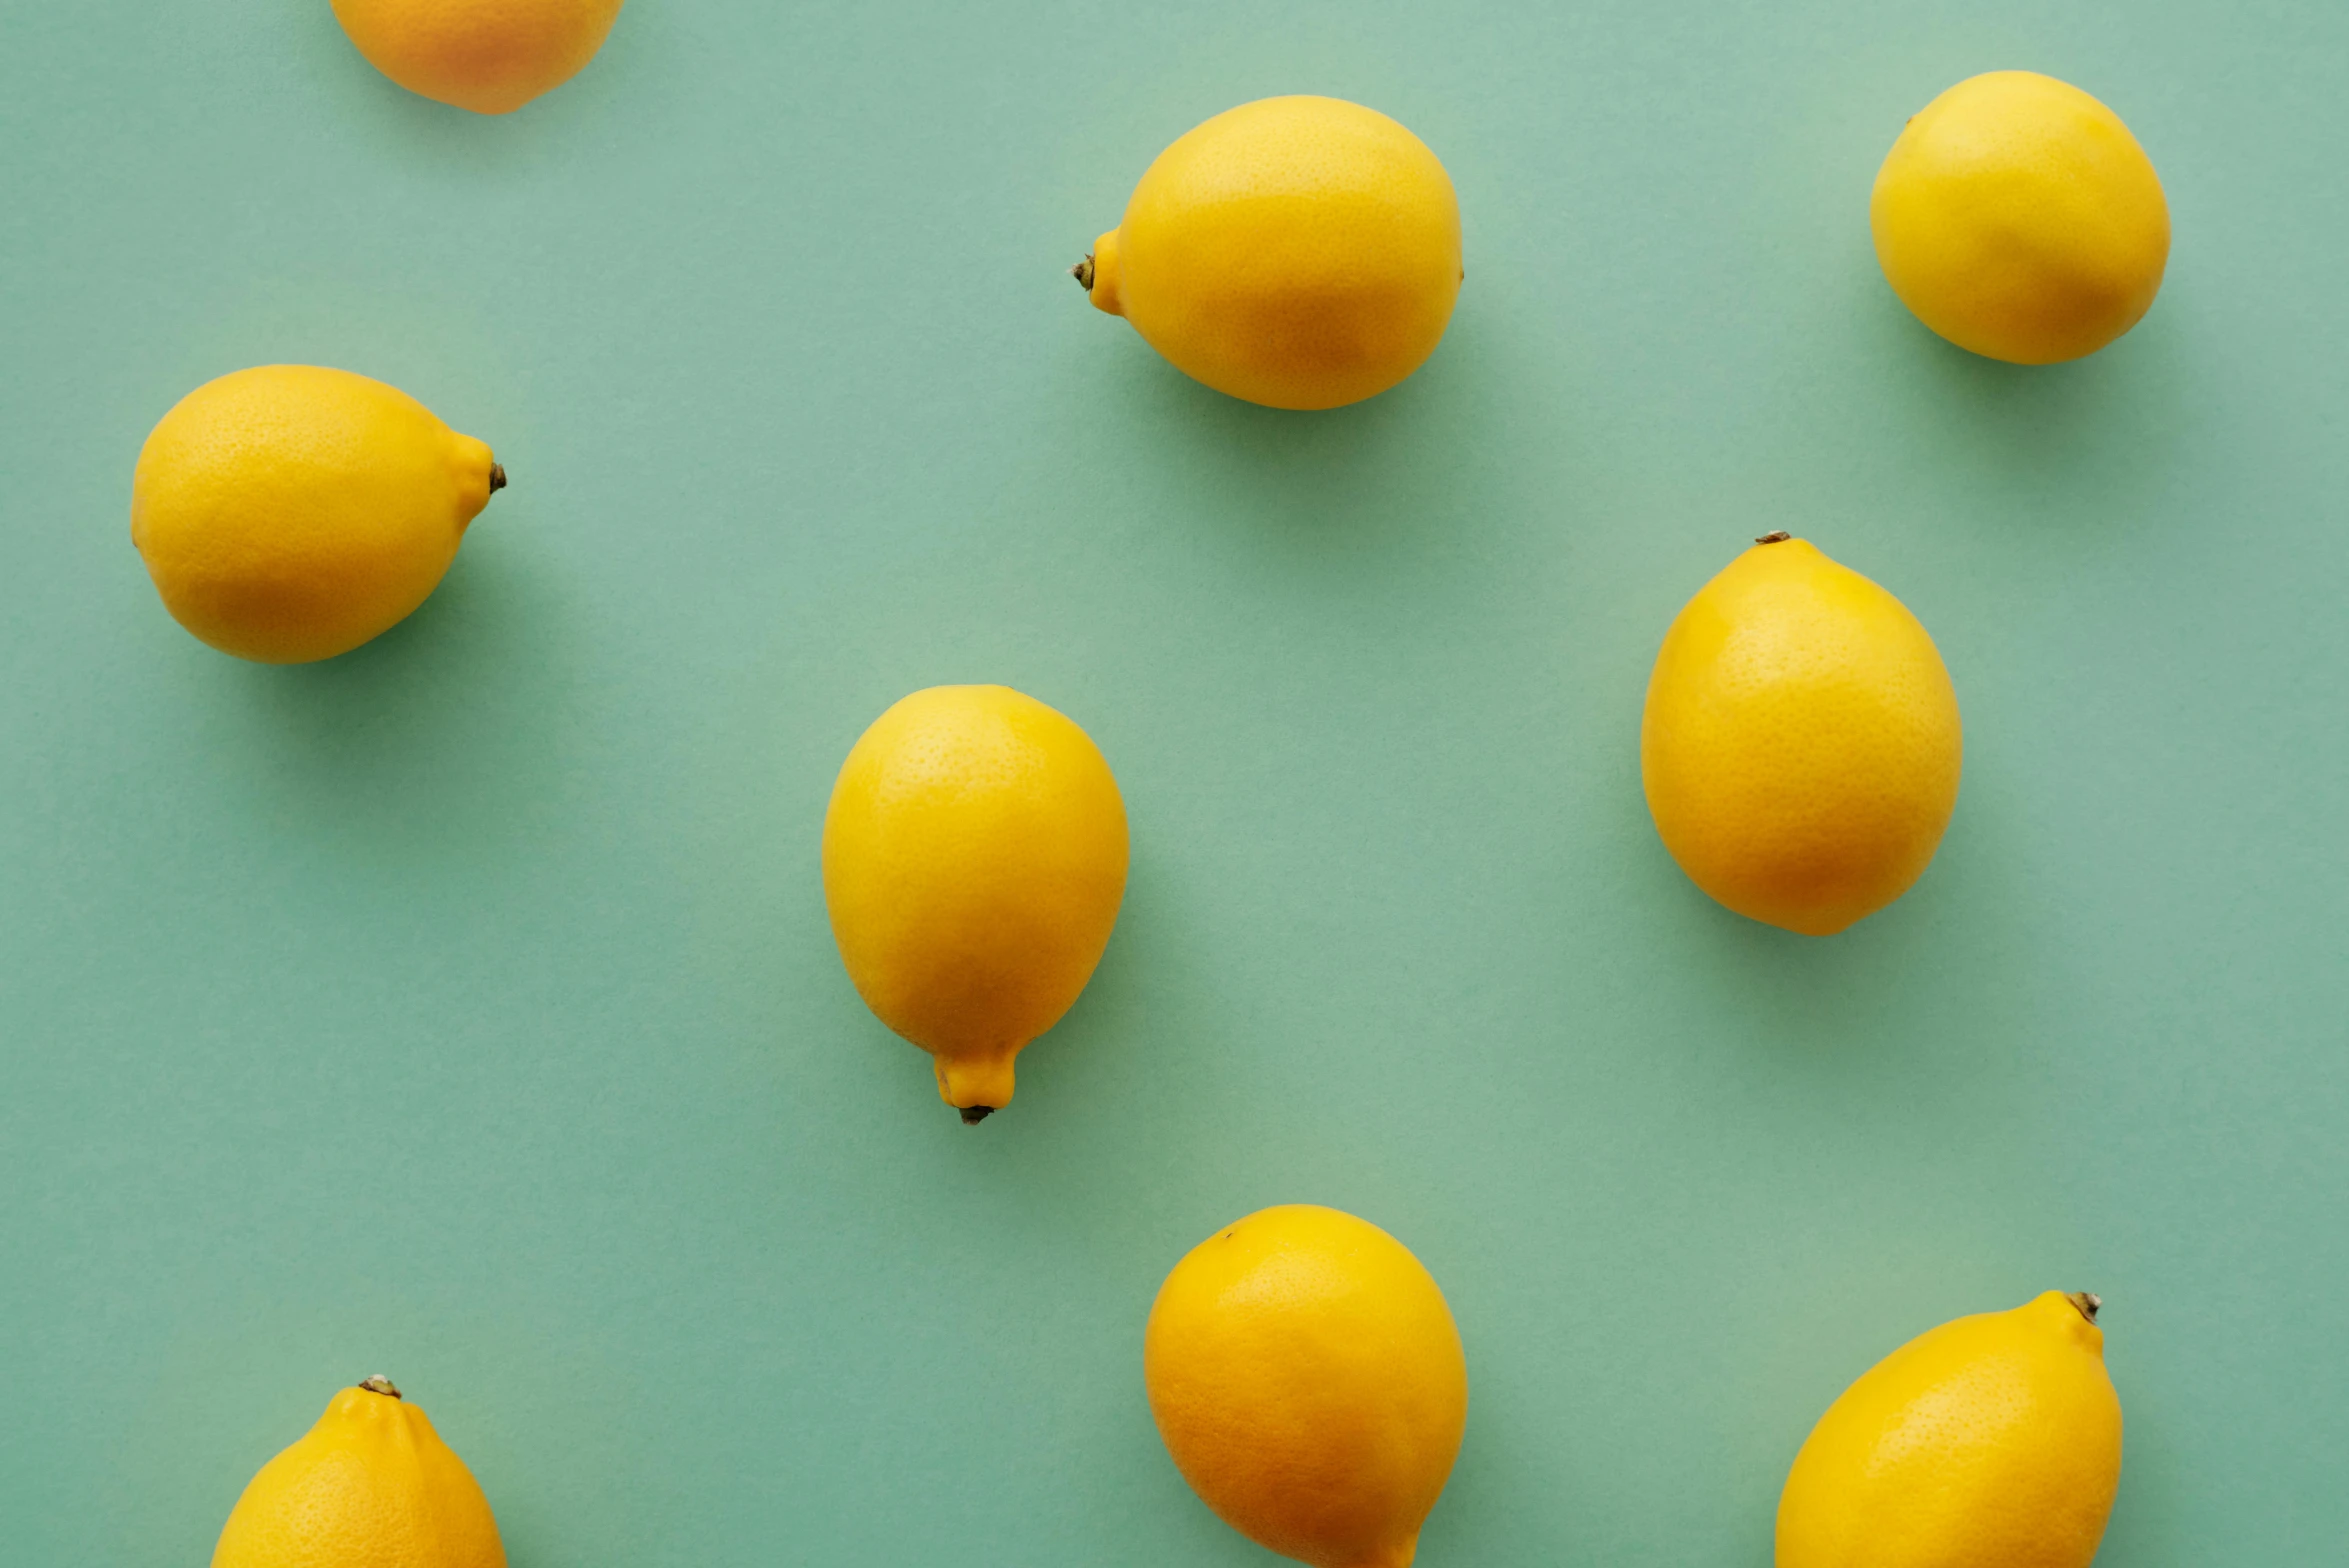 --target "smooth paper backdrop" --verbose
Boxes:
[3,1,2344,1563]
